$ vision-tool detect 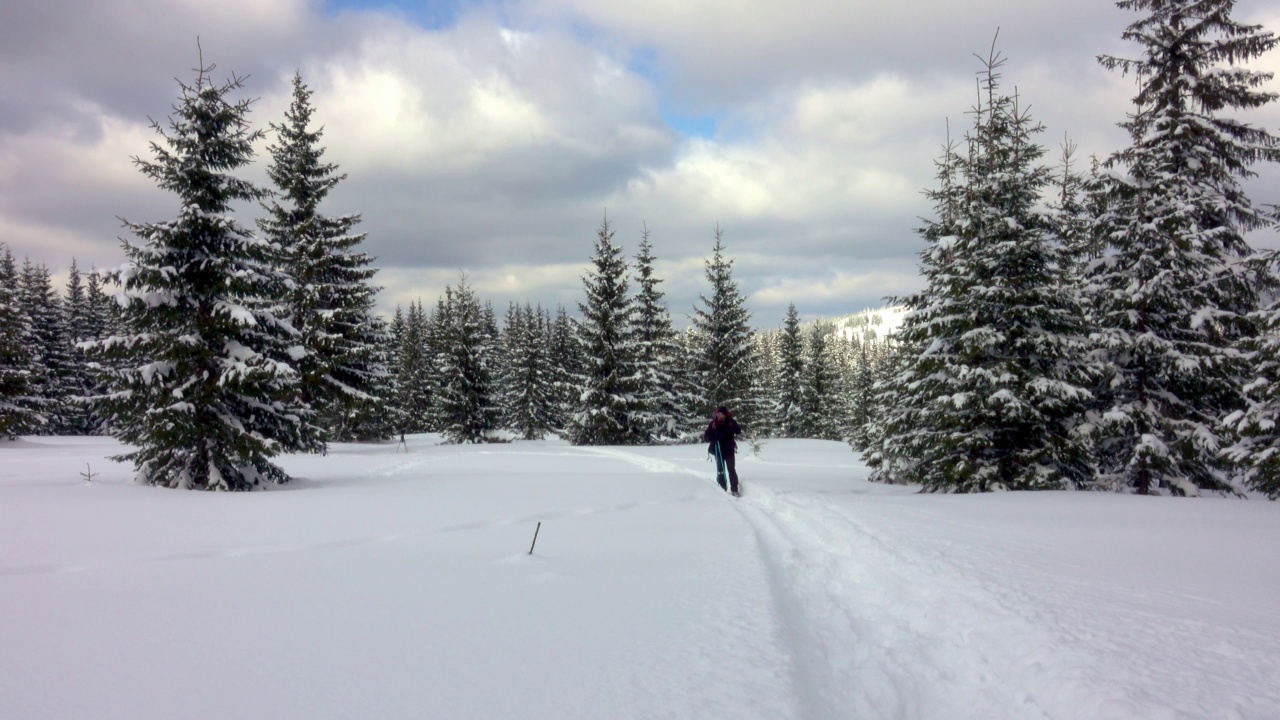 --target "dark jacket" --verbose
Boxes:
[704,418,741,457]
